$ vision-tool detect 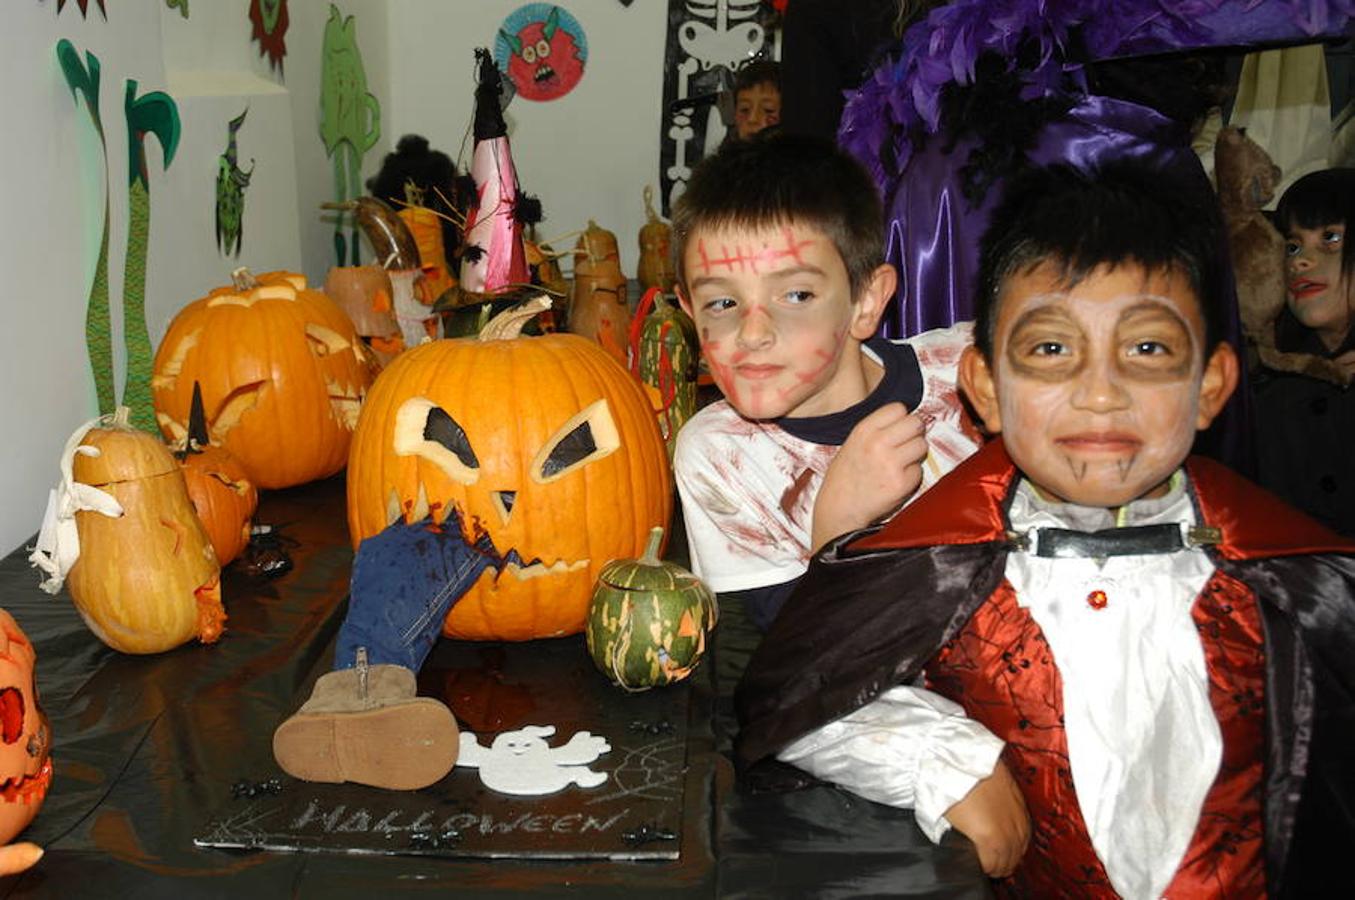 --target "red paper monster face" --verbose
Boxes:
[497,6,587,102]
